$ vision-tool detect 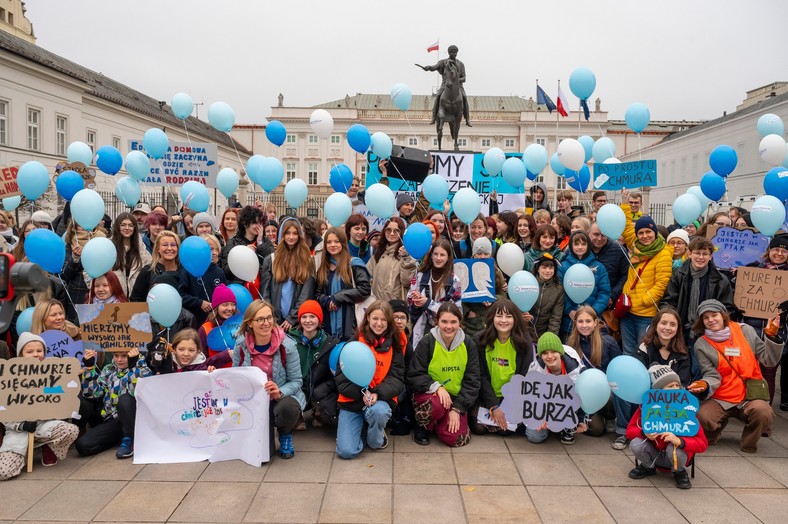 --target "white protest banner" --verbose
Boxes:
[128,140,218,187]
[499,371,581,432]
[134,367,270,466]
[454,258,496,303]
[0,357,81,422]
